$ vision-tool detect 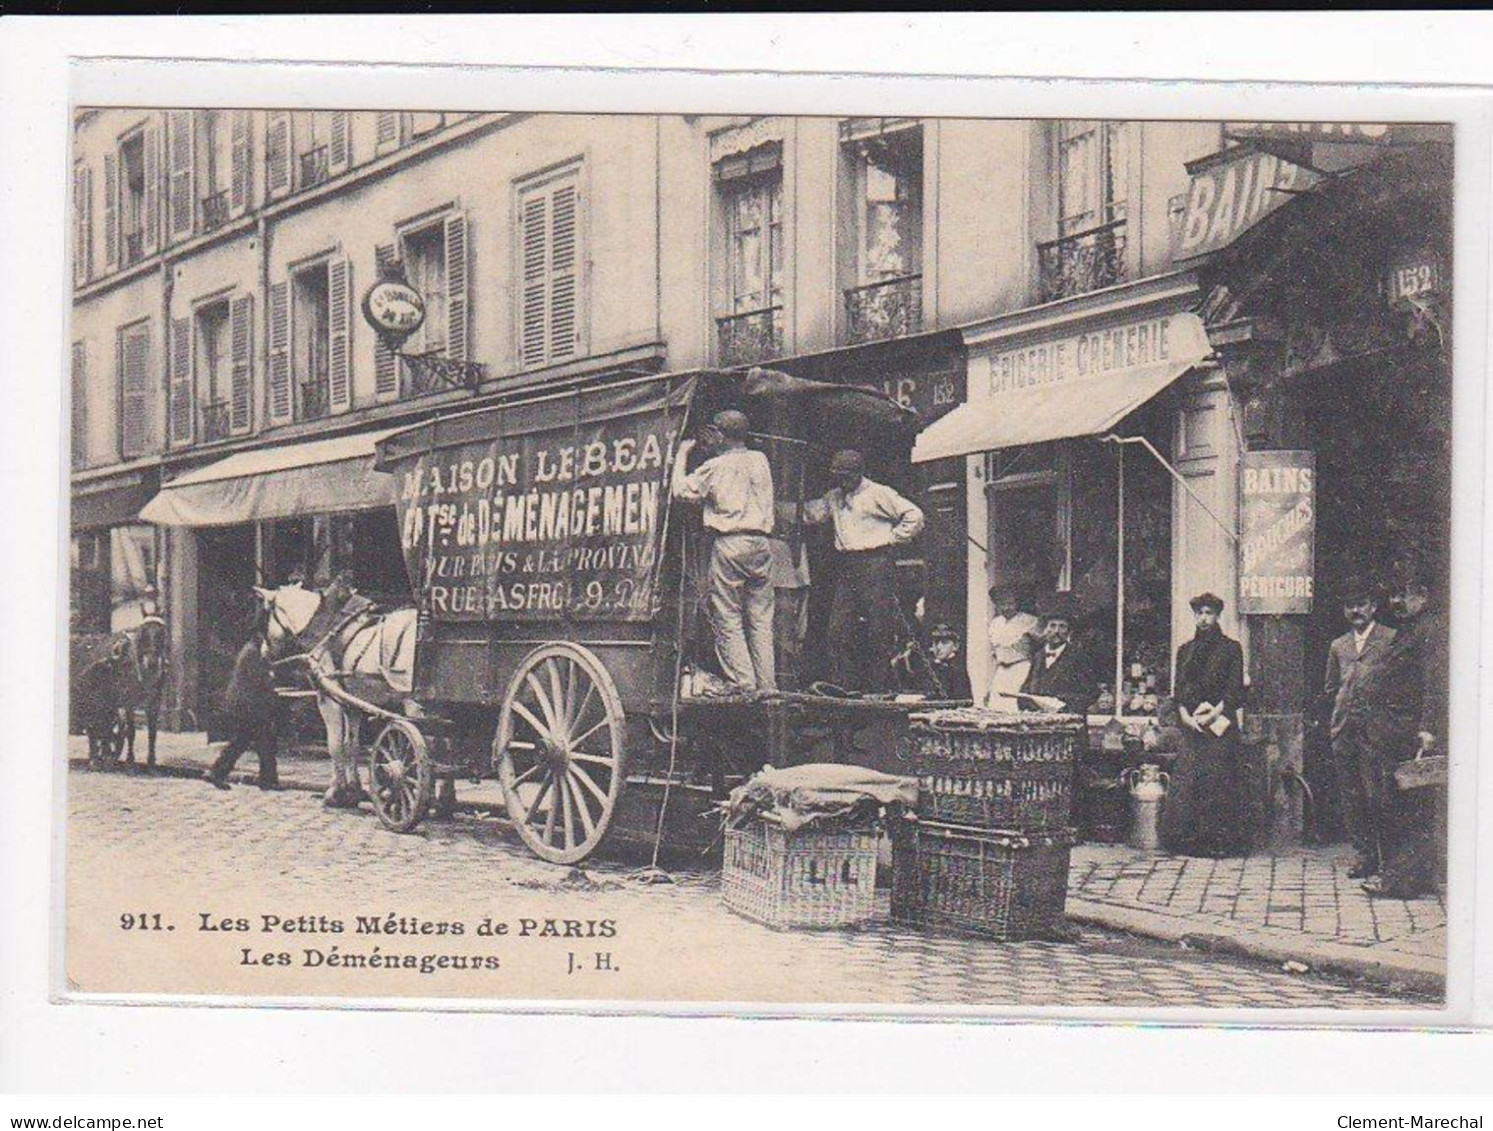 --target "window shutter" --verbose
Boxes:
[73,165,86,285]
[71,341,87,469]
[267,280,292,423]
[328,256,353,413]
[329,111,351,173]
[120,325,153,458]
[549,182,579,362]
[375,112,400,155]
[229,293,254,433]
[83,165,94,279]
[444,212,468,363]
[103,152,118,270]
[230,110,251,214]
[519,194,548,369]
[373,243,399,400]
[168,110,195,241]
[266,112,291,199]
[168,314,194,446]
[141,119,161,255]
